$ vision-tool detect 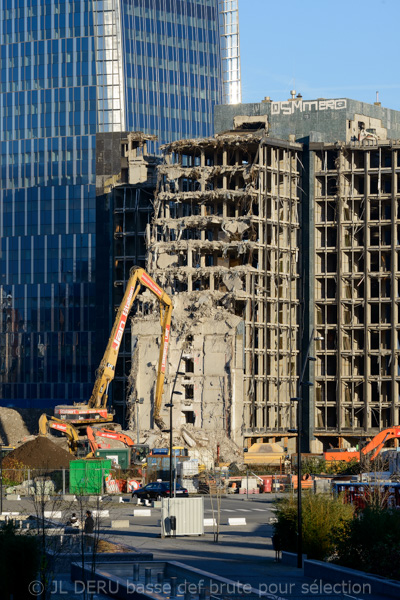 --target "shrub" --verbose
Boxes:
[2,457,27,486]
[274,492,354,561]
[335,505,400,580]
[301,457,359,475]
